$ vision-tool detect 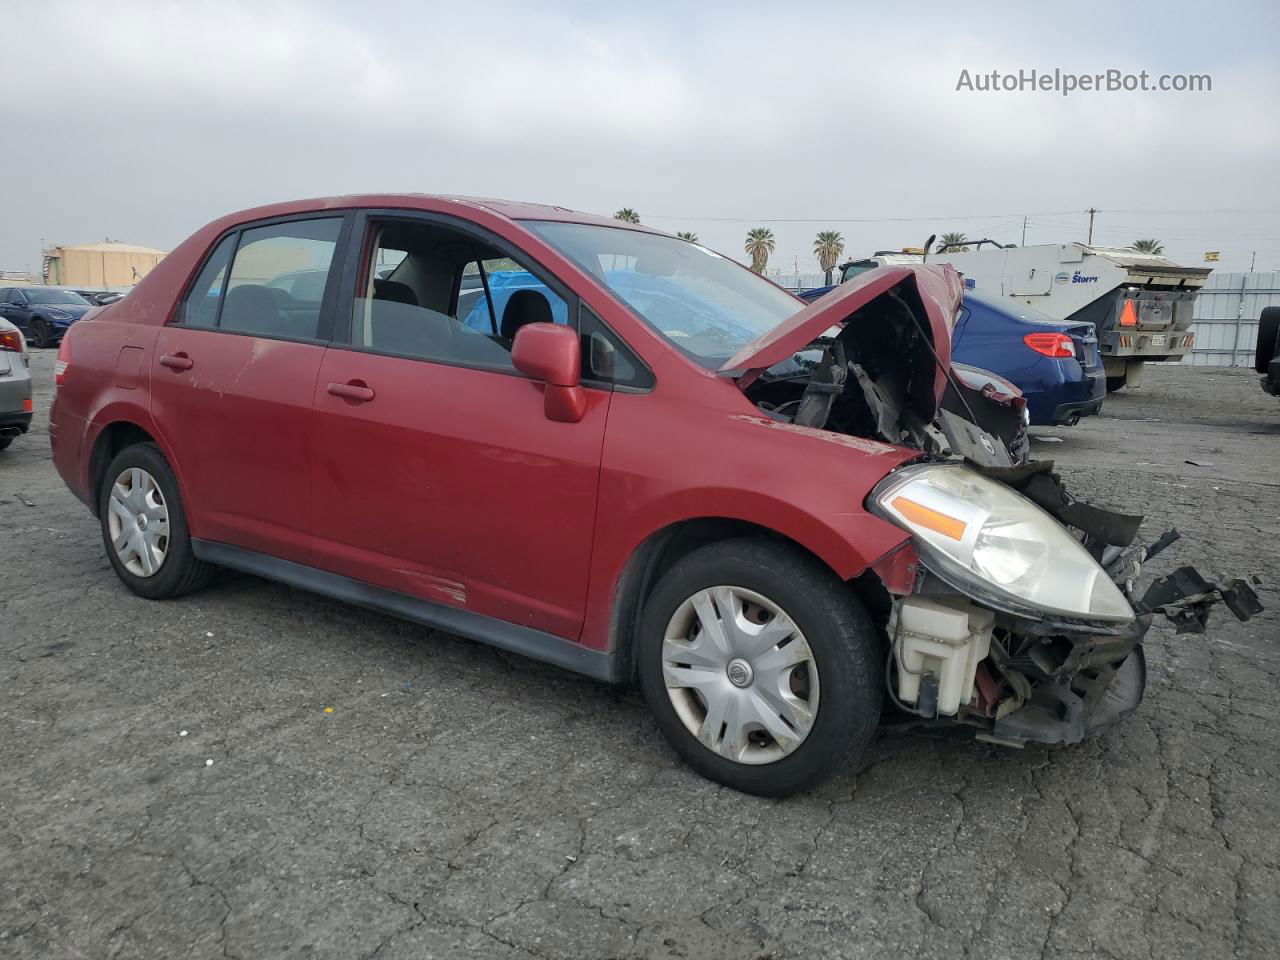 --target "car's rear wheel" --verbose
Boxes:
[0,437,12,452]
[1105,374,1127,393]
[637,538,882,797]
[98,442,213,599]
